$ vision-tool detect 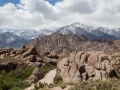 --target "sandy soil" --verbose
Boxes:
[25,69,56,90]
